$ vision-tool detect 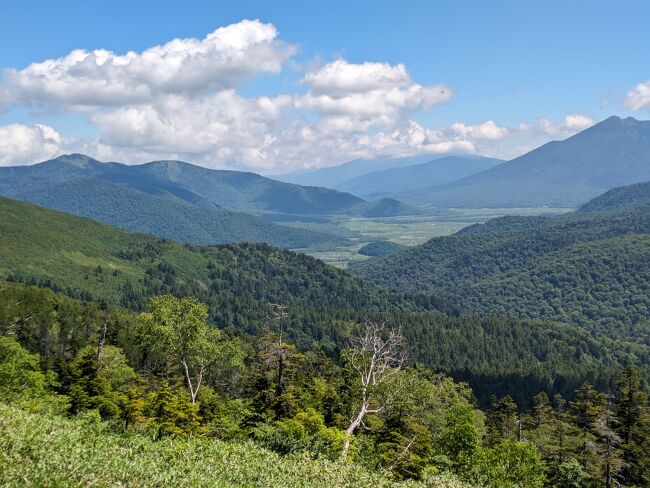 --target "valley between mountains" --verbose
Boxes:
[2,115,650,486]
